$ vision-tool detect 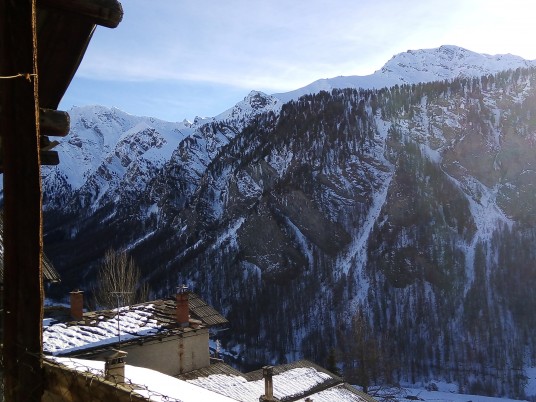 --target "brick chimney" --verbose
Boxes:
[104,349,127,384]
[259,365,279,402]
[176,285,189,327]
[70,290,84,321]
